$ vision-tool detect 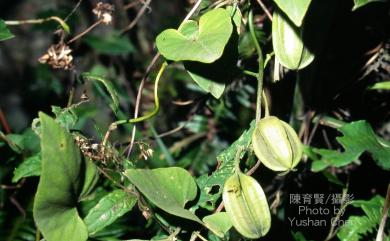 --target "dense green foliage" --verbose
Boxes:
[0,0,389,240]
